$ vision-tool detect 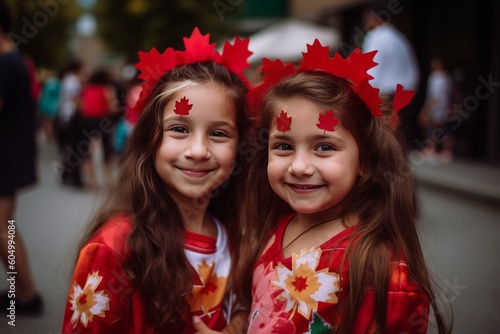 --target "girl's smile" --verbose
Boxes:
[267,97,361,216]
[155,83,238,204]
[285,183,325,194]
